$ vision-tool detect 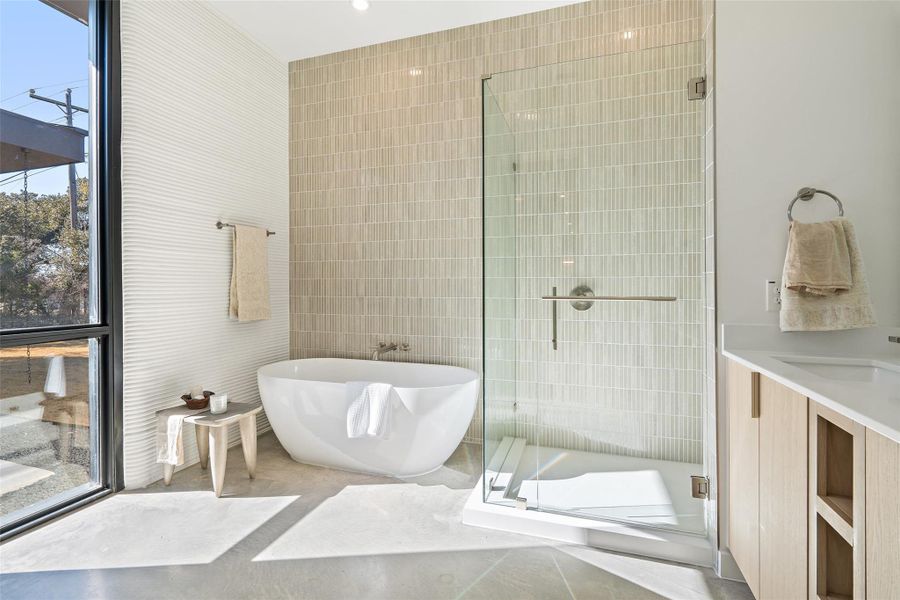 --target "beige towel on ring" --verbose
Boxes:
[229,224,270,322]
[783,220,852,295]
[780,218,876,331]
